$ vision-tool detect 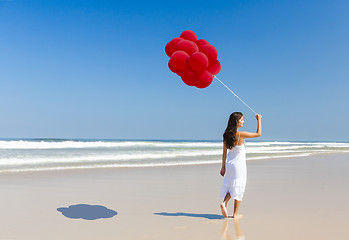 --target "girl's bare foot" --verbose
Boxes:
[233,213,243,219]
[220,203,228,218]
